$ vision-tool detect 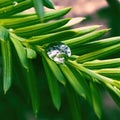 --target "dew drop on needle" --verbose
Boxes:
[47,42,71,64]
